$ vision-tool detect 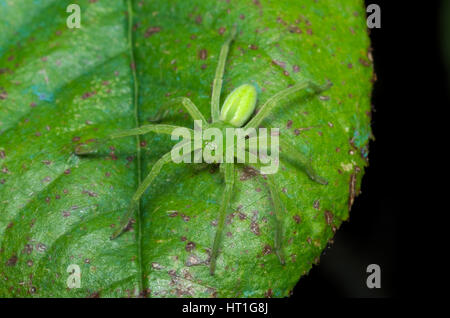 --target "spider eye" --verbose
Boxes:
[219,84,257,127]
